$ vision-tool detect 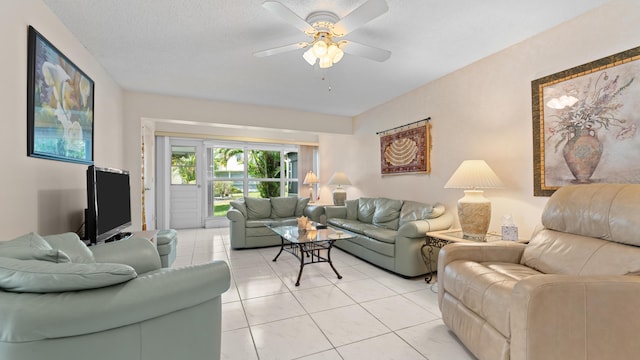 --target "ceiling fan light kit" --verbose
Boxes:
[255,0,391,69]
